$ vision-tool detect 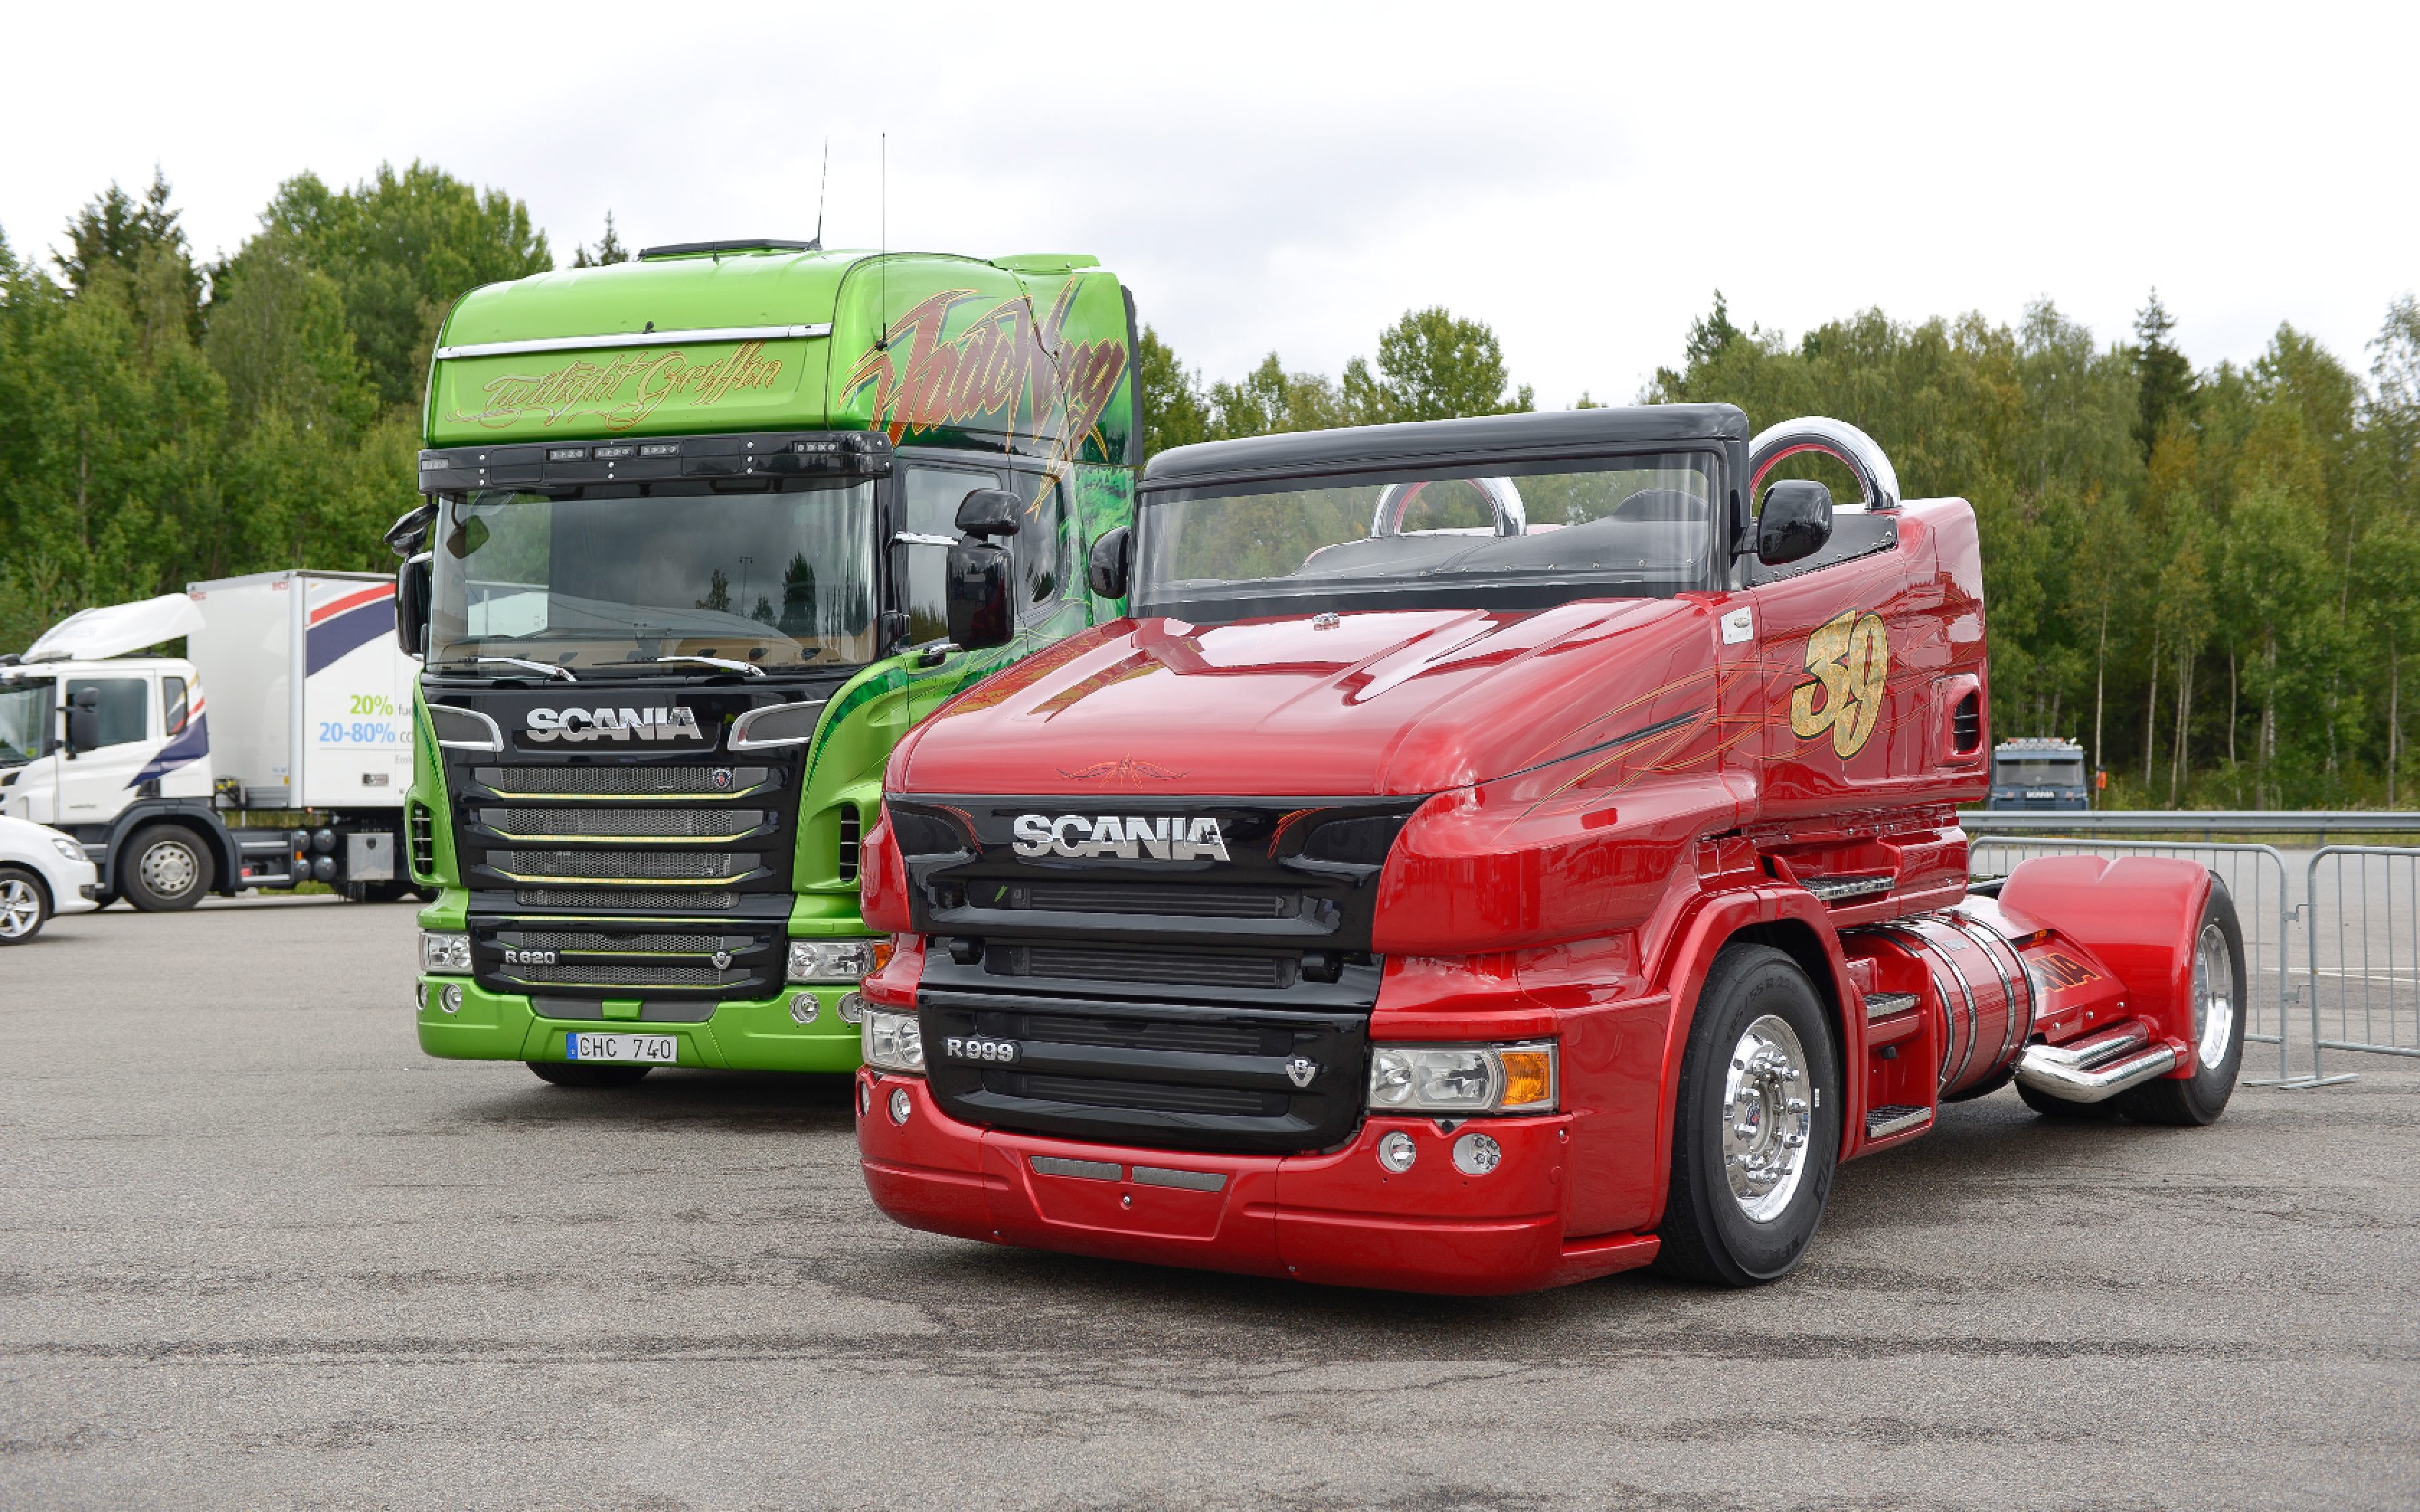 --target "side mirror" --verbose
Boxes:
[1756,480,1834,566]
[955,489,1023,539]
[65,687,100,756]
[945,540,1014,649]
[1088,526,1131,600]
[395,552,432,660]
